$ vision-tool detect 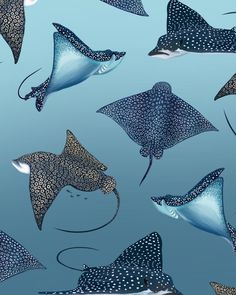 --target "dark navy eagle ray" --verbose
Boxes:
[97,82,217,185]
[39,232,182,295]
[18,23,126,111]
[210,282,236,295]
[152,168,236,253]
[100,0,148,16]
[12,130,120,232]
[0,0,25,63]
[0,230,45,282]
[148,0,236,58]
